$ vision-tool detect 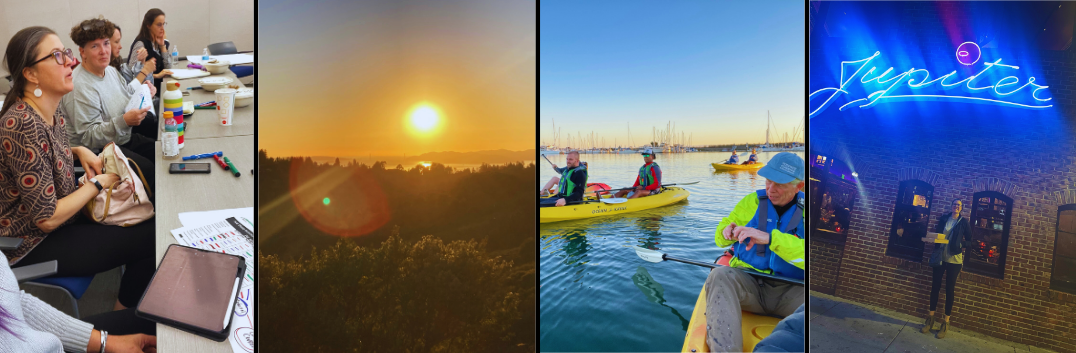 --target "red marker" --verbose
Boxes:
[212,154,229,170]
